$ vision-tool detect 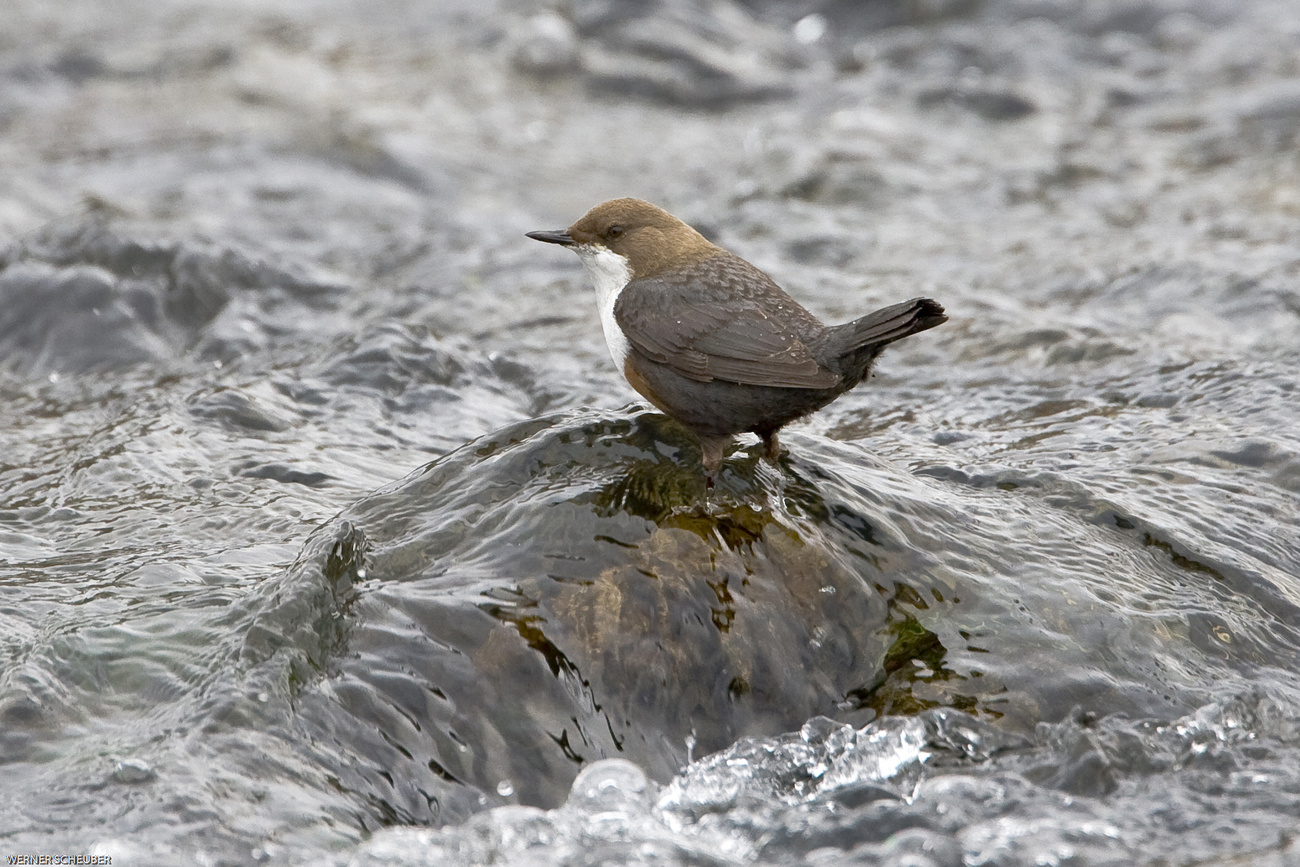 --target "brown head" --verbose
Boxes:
[526,198,721,280]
